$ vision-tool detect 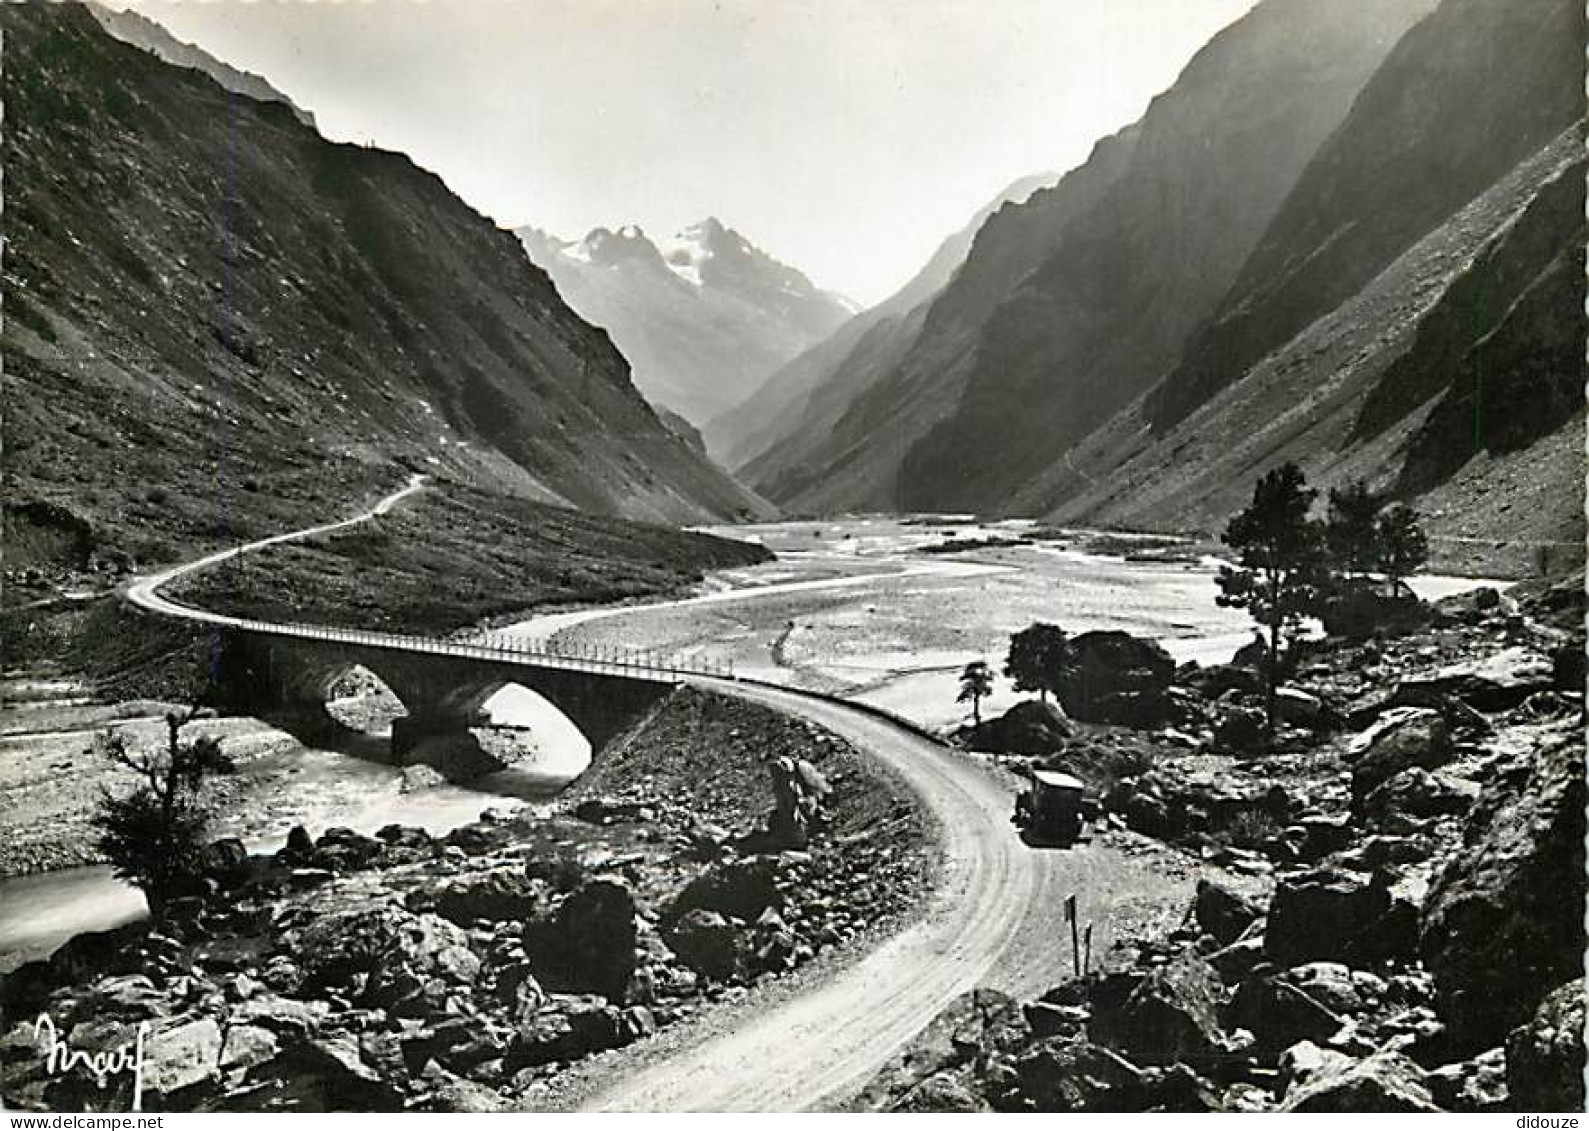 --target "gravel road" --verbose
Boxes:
[578,676,1196,1112]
